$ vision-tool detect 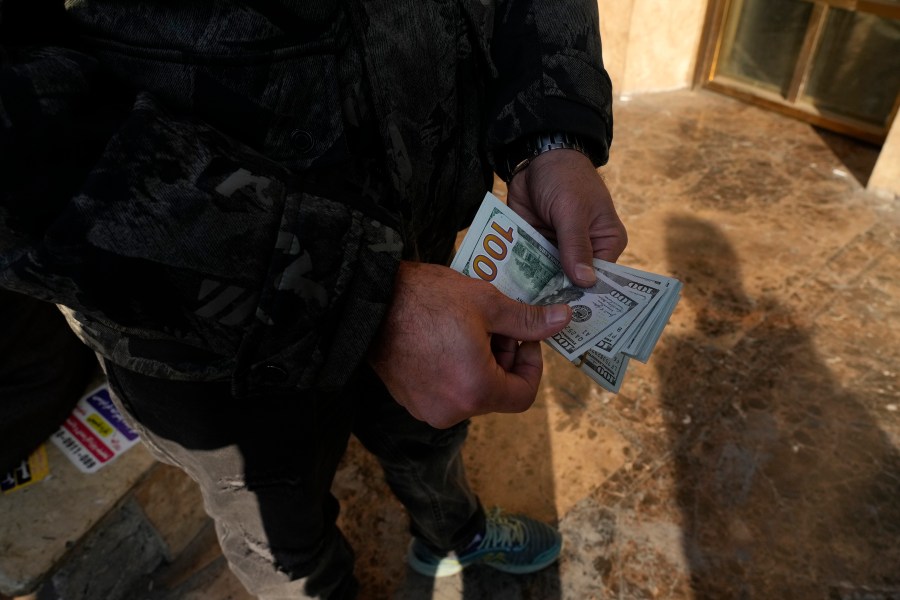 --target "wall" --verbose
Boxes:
[868,117,900,198]
[597,0,709,96]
